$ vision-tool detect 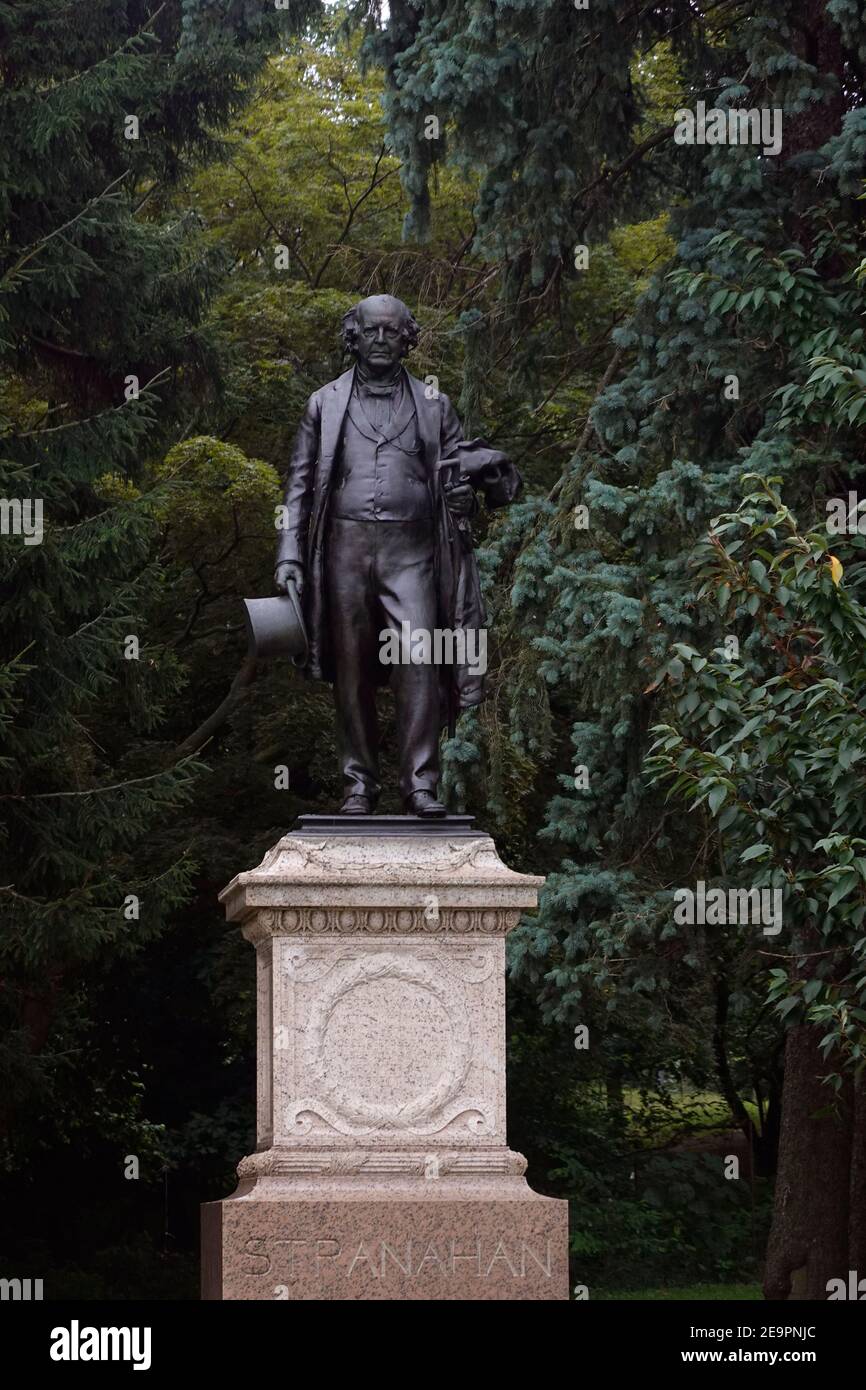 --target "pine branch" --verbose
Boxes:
[0,764,196,801]
[548,346,625,501]
[15,368,170,438]
[1,171,131,290]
